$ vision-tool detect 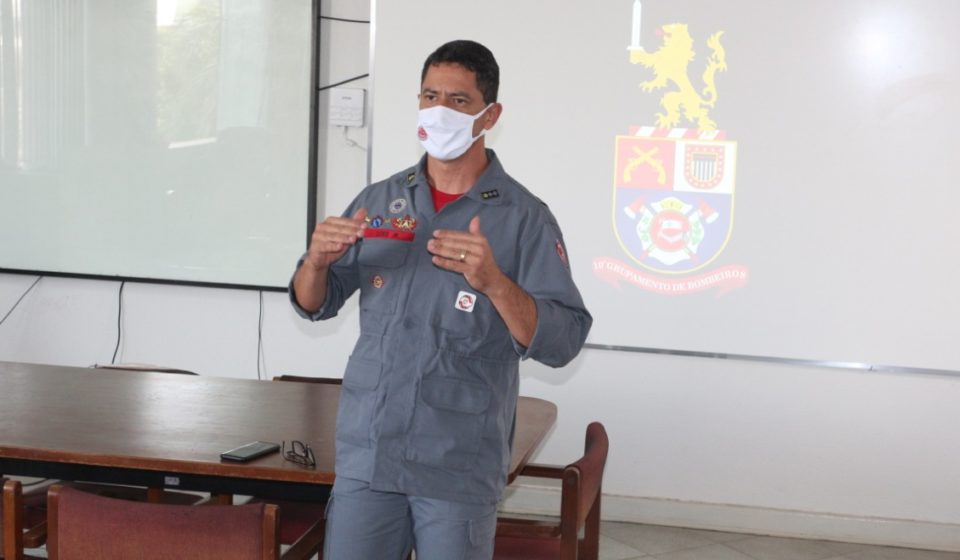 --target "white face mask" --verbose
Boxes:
[417,104,493,161]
